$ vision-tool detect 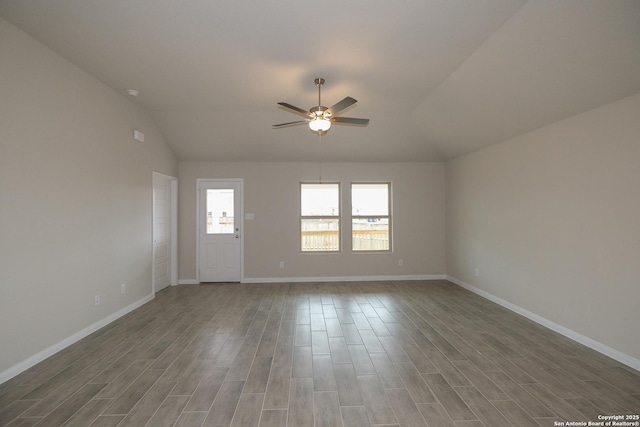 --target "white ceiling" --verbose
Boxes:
[1,0,639,162]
